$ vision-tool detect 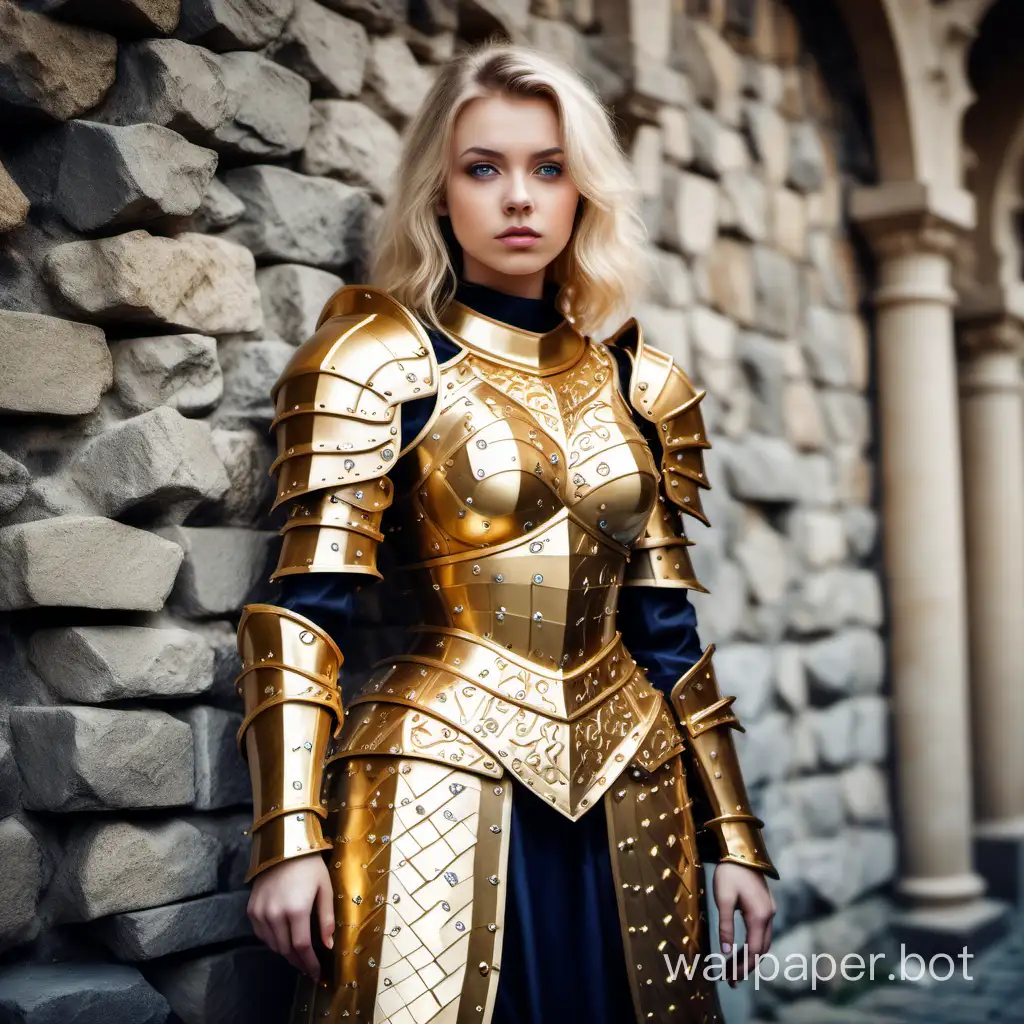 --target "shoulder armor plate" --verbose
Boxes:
[268,286,439,509]
[606,318,711,525]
